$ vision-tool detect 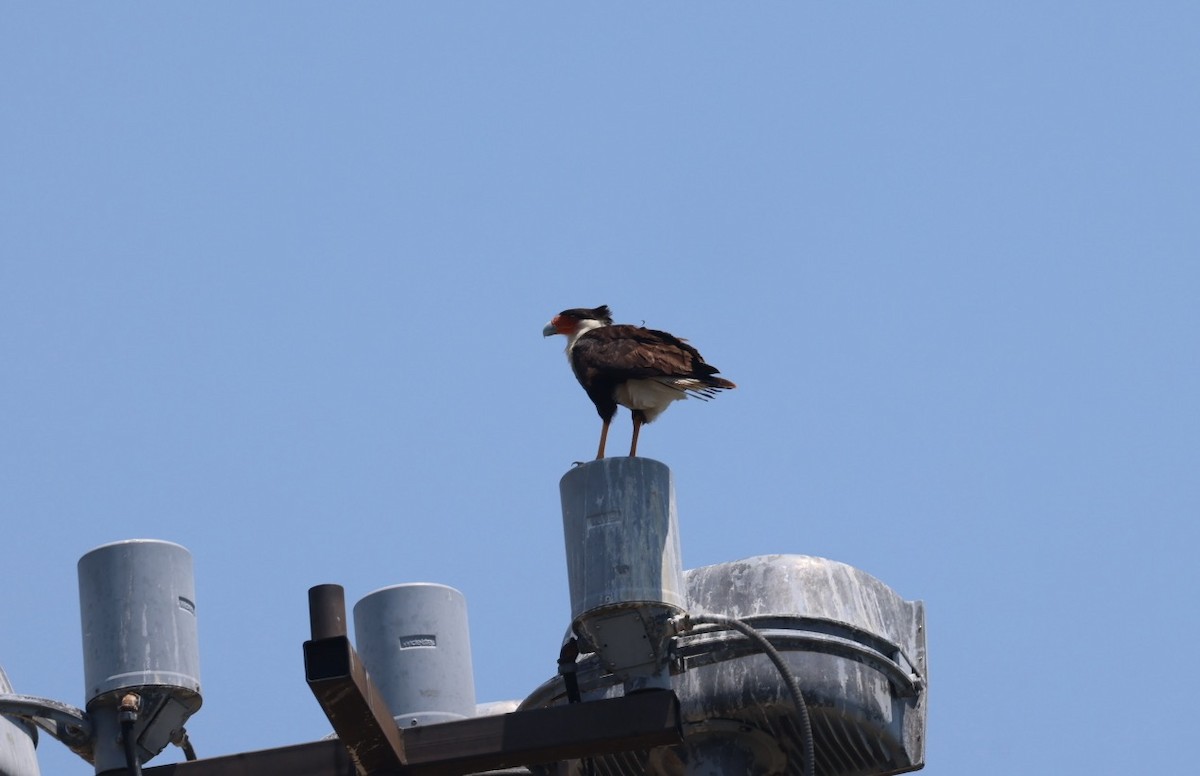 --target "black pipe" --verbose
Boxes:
[118,693,143,776]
